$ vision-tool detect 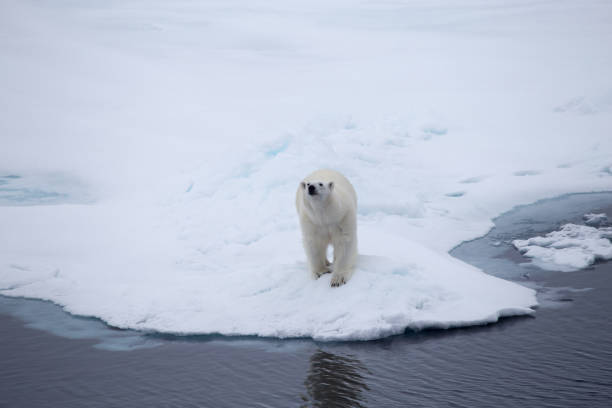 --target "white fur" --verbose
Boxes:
[296,169,358,287]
